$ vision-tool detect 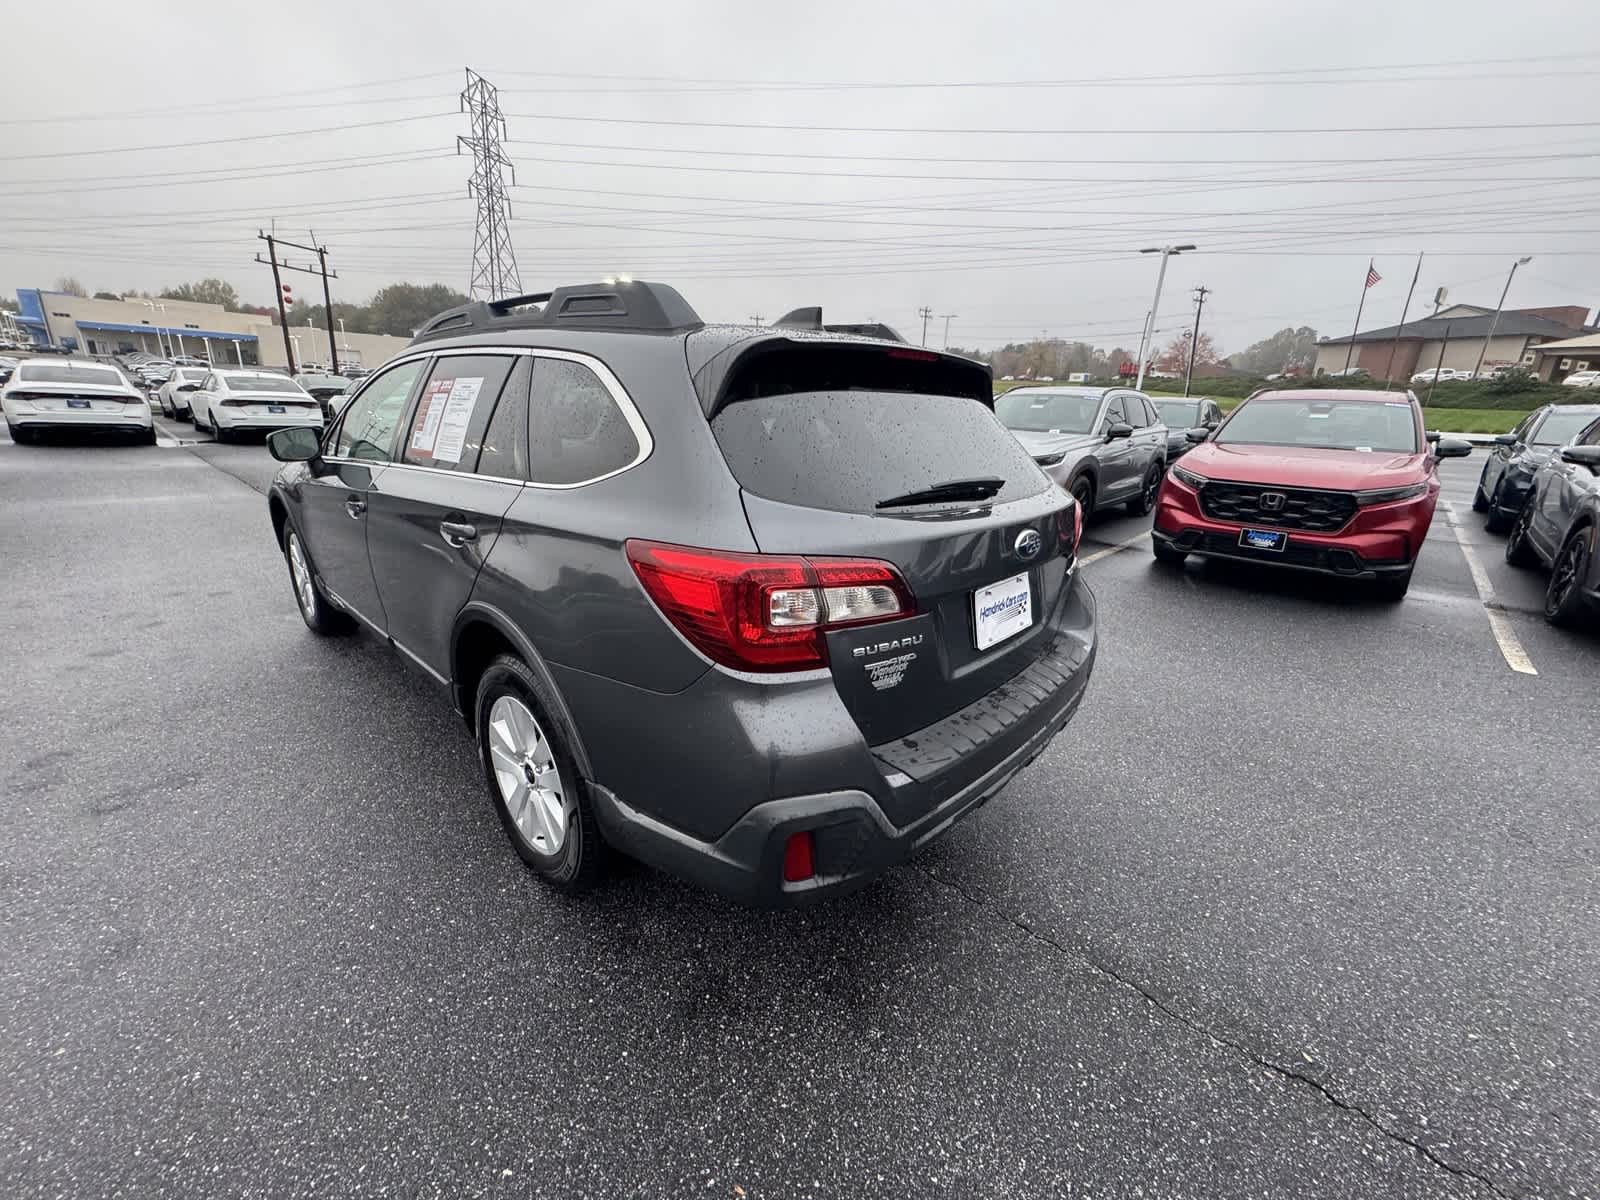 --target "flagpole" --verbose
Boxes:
[1343,259,1375,373]
[1383,252,1424,389]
